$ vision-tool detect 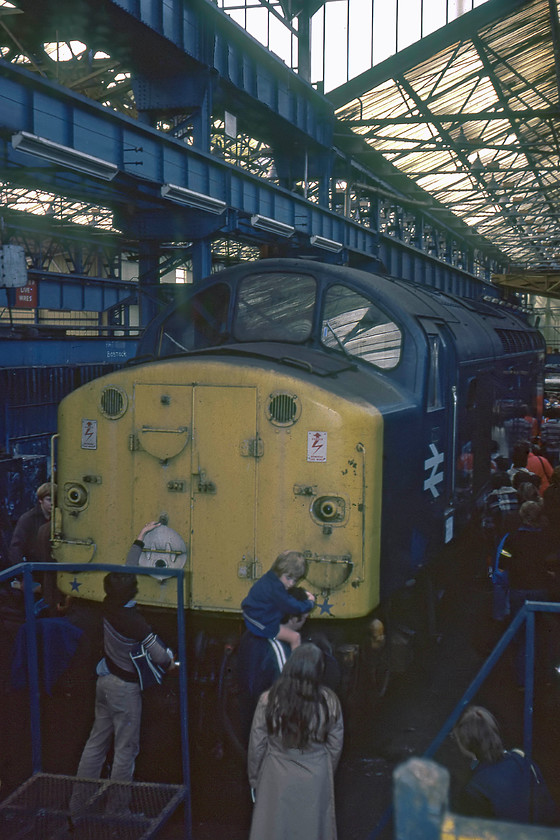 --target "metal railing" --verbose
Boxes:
[368,601,560,839]
[0,560,192,839]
